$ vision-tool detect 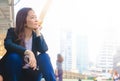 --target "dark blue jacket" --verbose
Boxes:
[4,27,48,57]
[0,27,48,72]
